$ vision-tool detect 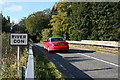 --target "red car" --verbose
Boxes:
[44,37,69,52]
